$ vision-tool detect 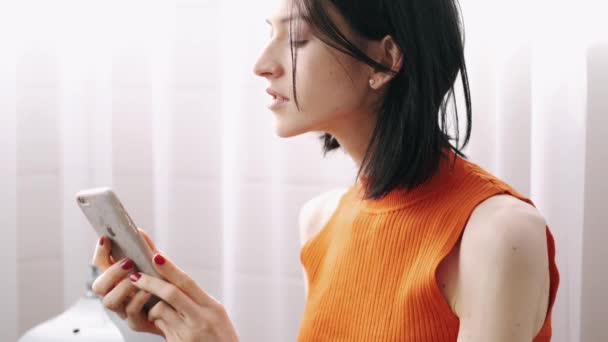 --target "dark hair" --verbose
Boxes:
[288,0,472,200]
